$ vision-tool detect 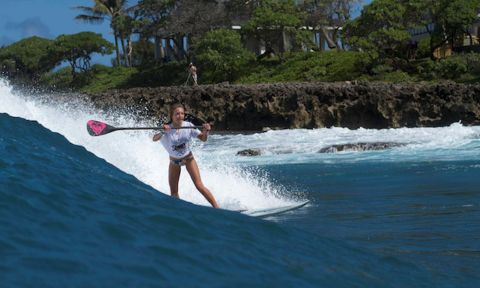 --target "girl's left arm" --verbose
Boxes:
[153,132,162,141]
[198,123,211,142]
